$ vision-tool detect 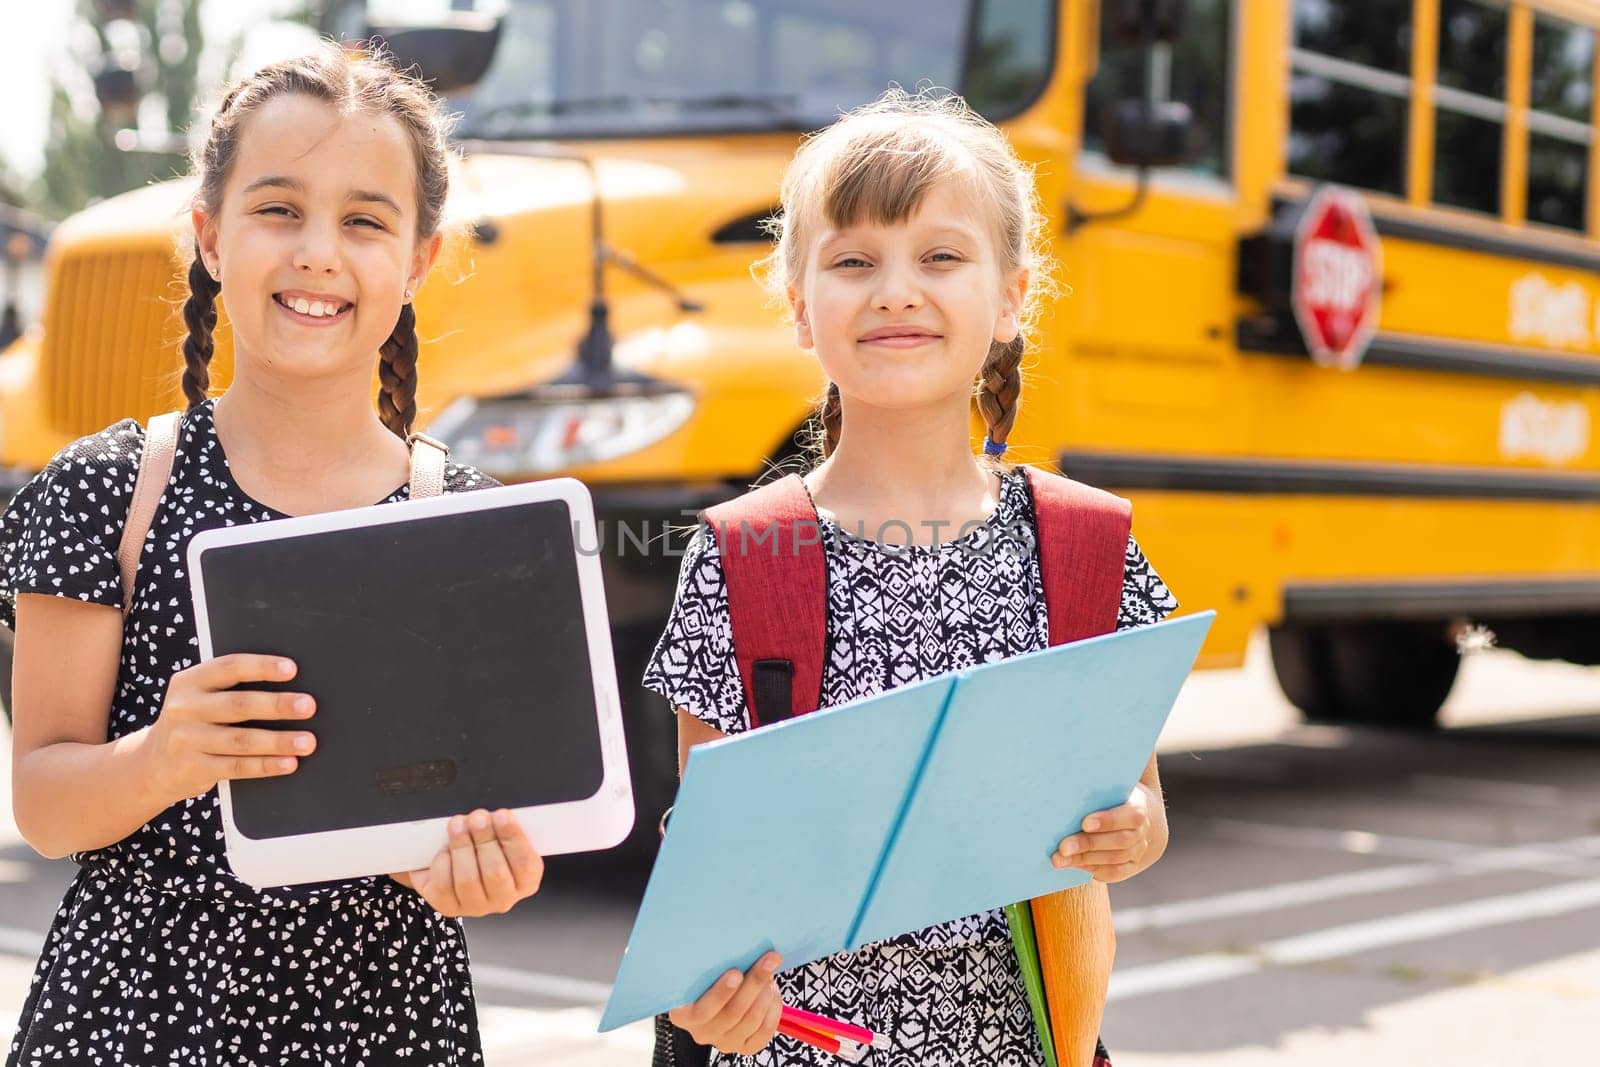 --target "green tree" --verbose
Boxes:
[36,0,209,218]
